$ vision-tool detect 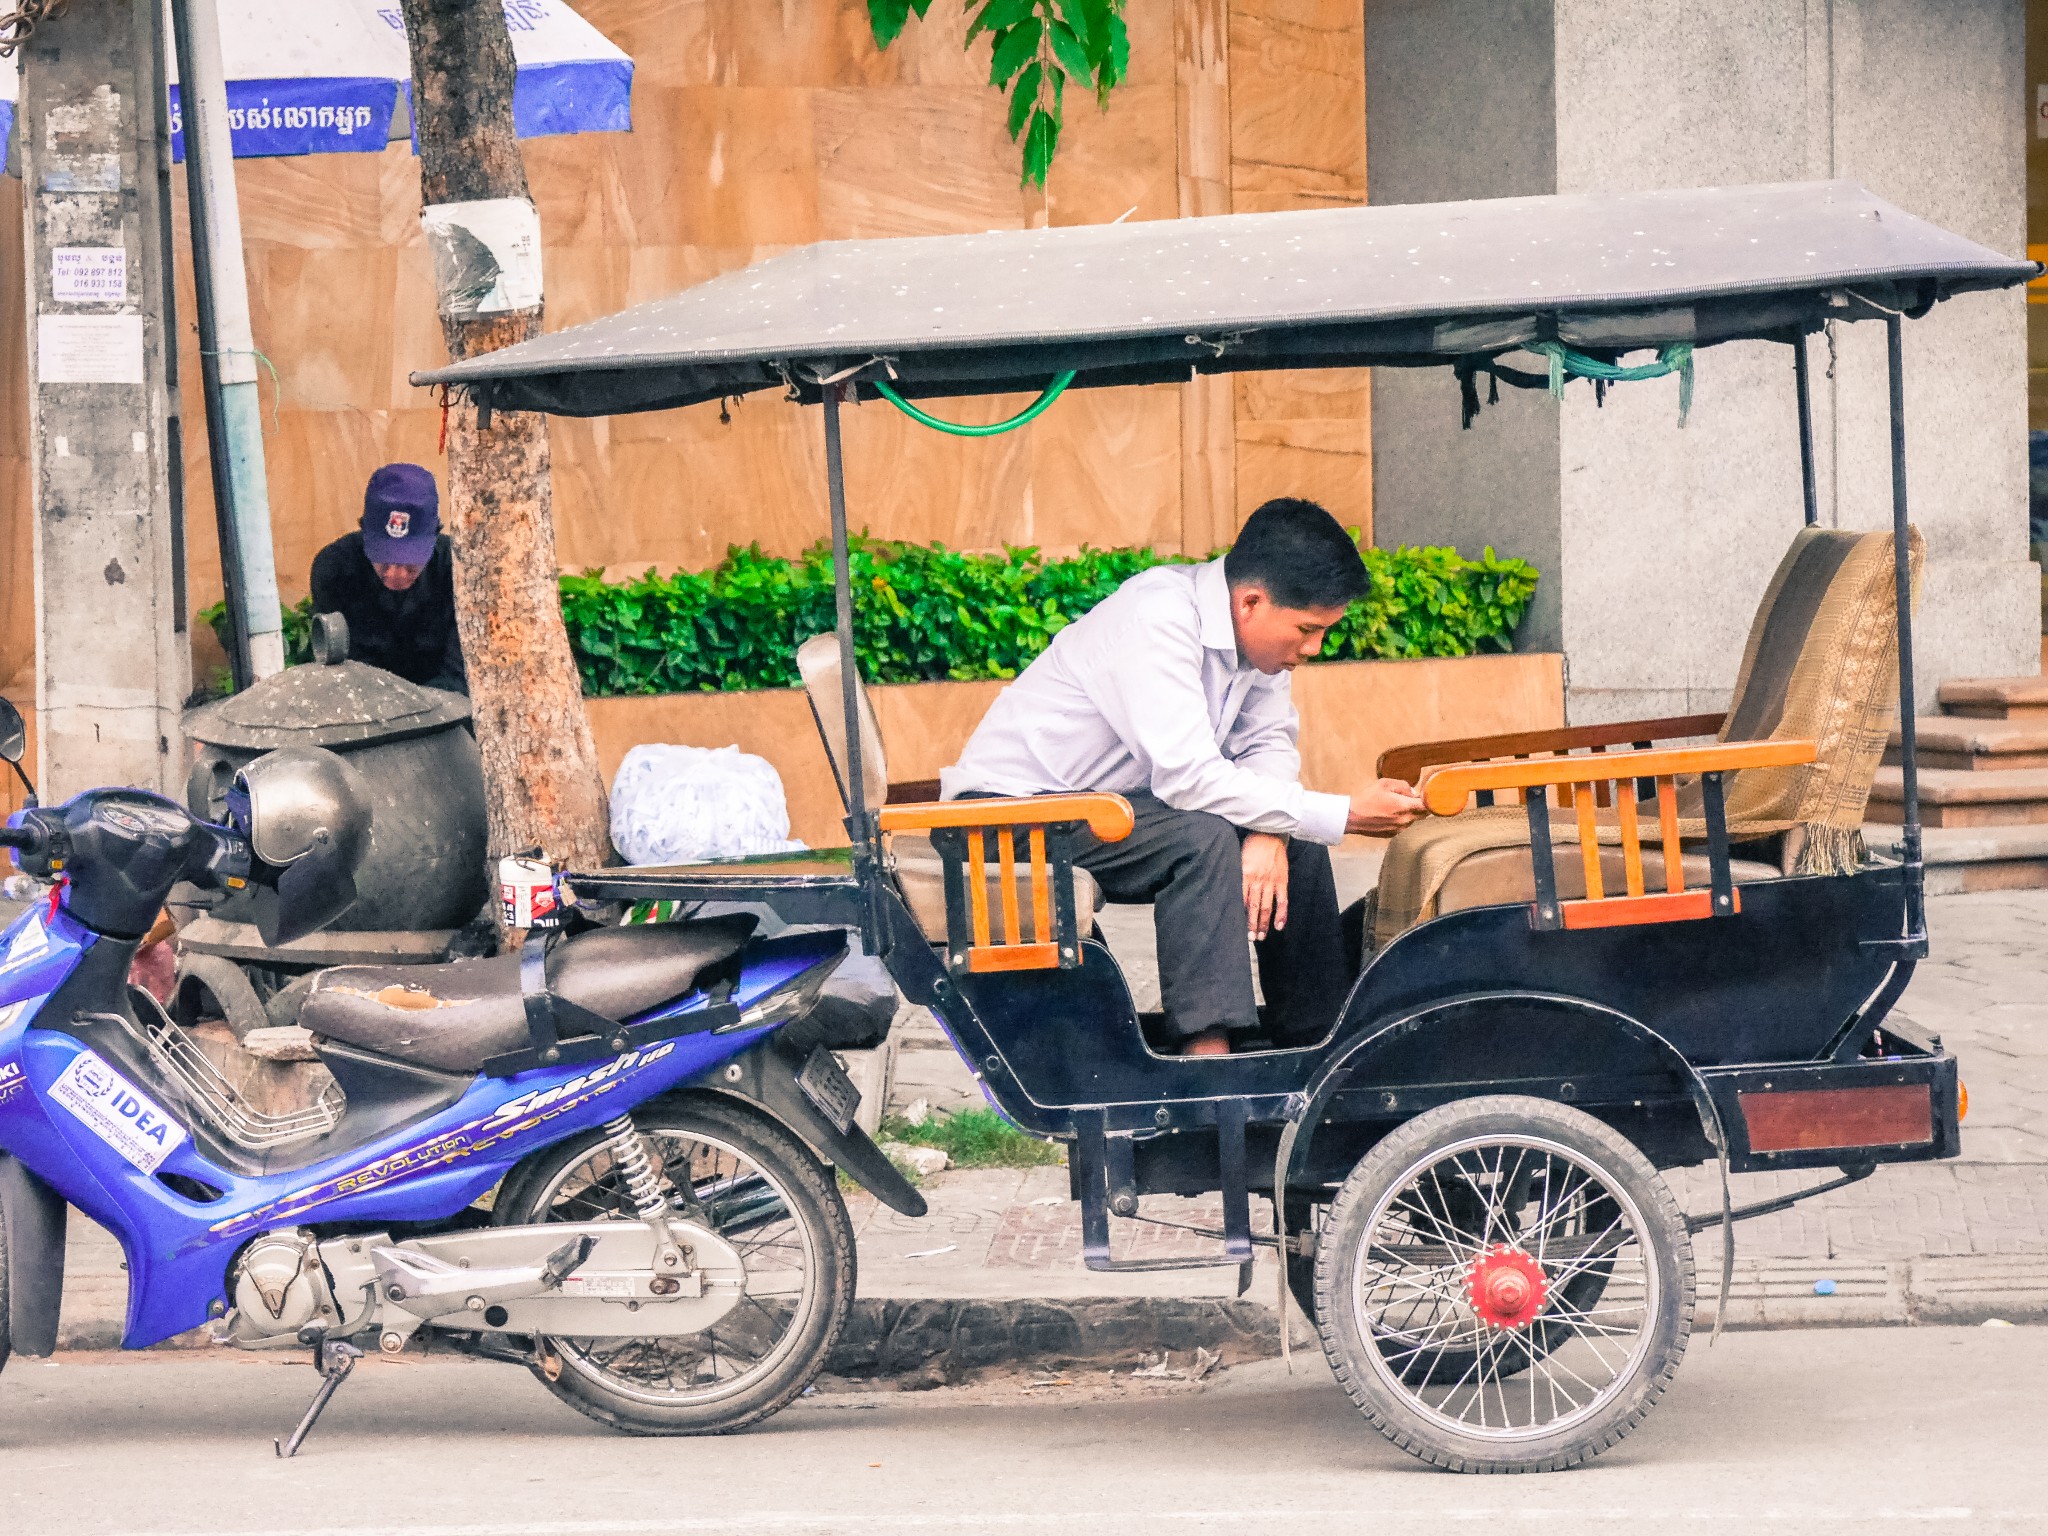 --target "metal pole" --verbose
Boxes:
[1885,313,1924,935]
[1794,331,1819,528]
[147,0,188,639]
[168,0,285,682]
[821,383,867,834]
[821,382,885,952]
